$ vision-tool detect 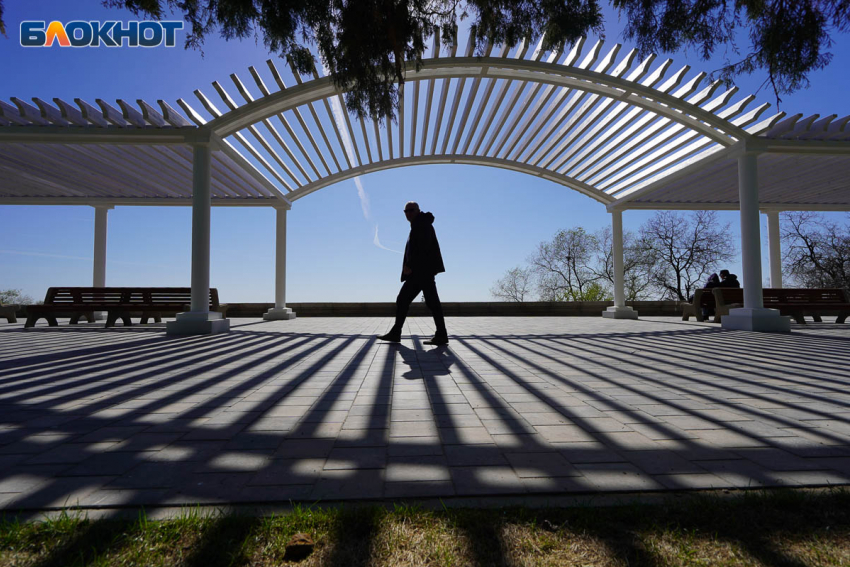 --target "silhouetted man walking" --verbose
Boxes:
[378,201,449,345]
